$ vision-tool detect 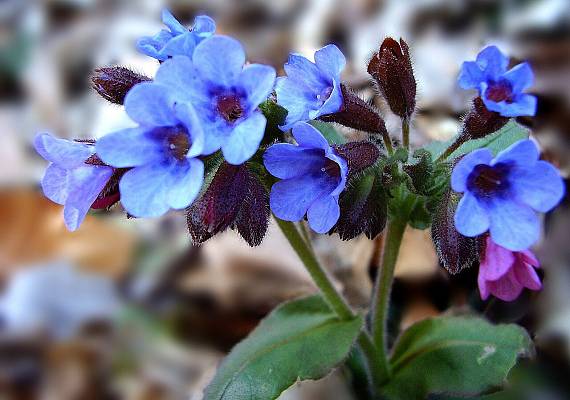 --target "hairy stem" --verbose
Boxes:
[436,135,464,162]
[402,118,410,150]
[370,217,408,383]
[276,217,385,393]
[382,131,394,155]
